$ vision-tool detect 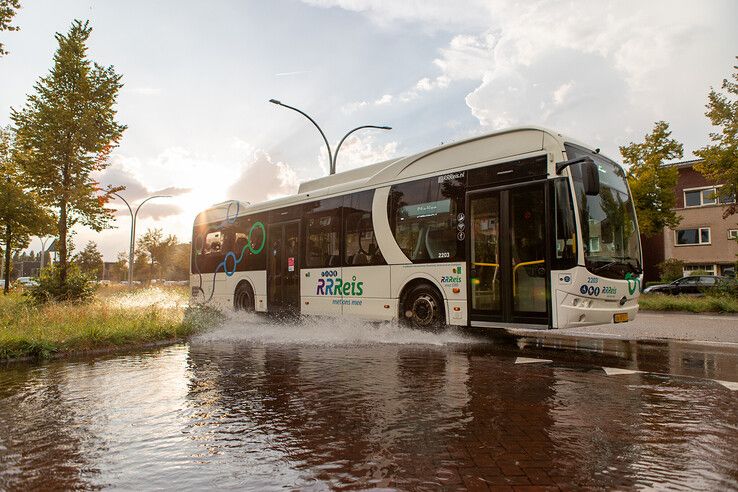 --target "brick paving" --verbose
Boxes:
[2,341,736,490]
